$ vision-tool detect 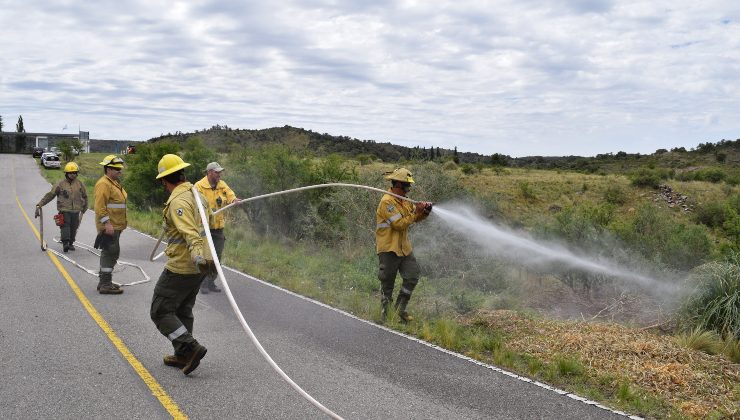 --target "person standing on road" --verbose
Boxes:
[151,154,213,375]
[375,168,432,323]
[195,161,240,294]
[35,162,88,253]
[93,155,127,295]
